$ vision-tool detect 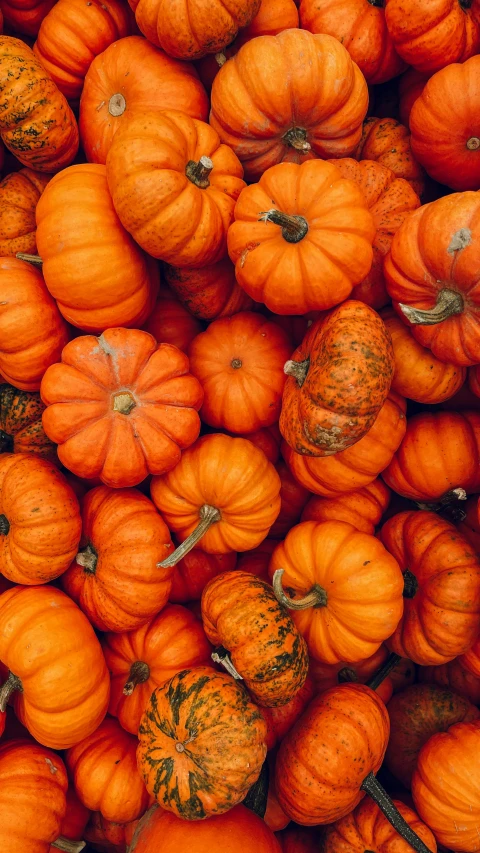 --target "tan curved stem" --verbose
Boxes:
[284,358,309,387]
[123,660,150,696]
[185,156,214,189]
[399,289,464,325]
[272,568,327,610]
[75,543,97,574]
[16,253,43,266]
[158,505,221,568]
[258,209,309,243]
[0,672,22,713]
[52,840,86,853]
[211,647,243,680]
